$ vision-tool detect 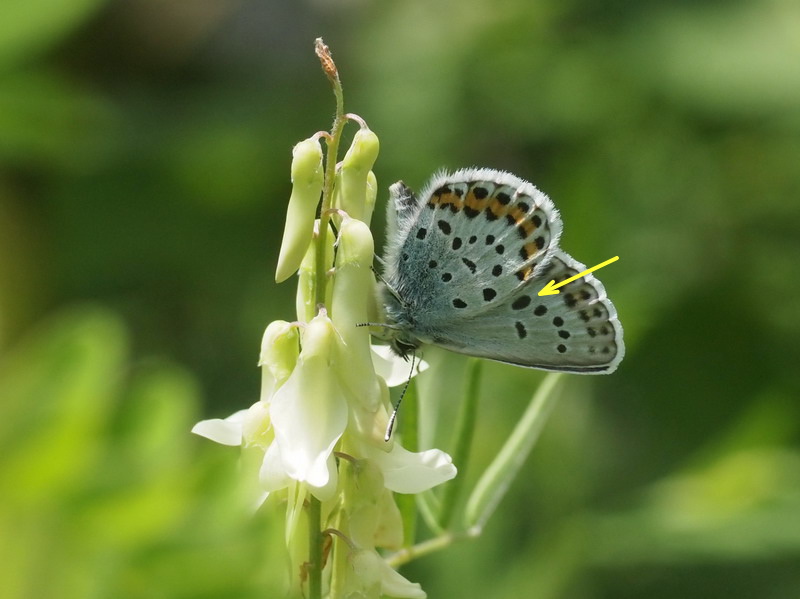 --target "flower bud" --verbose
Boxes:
[331,219,380,409]
[345,459,404,550]
[275,137,324,283]
[301,311,337,362]
[346,550,383,595]
[336,127,379,222]
[259,320,299,400]
[363,170,378,225]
